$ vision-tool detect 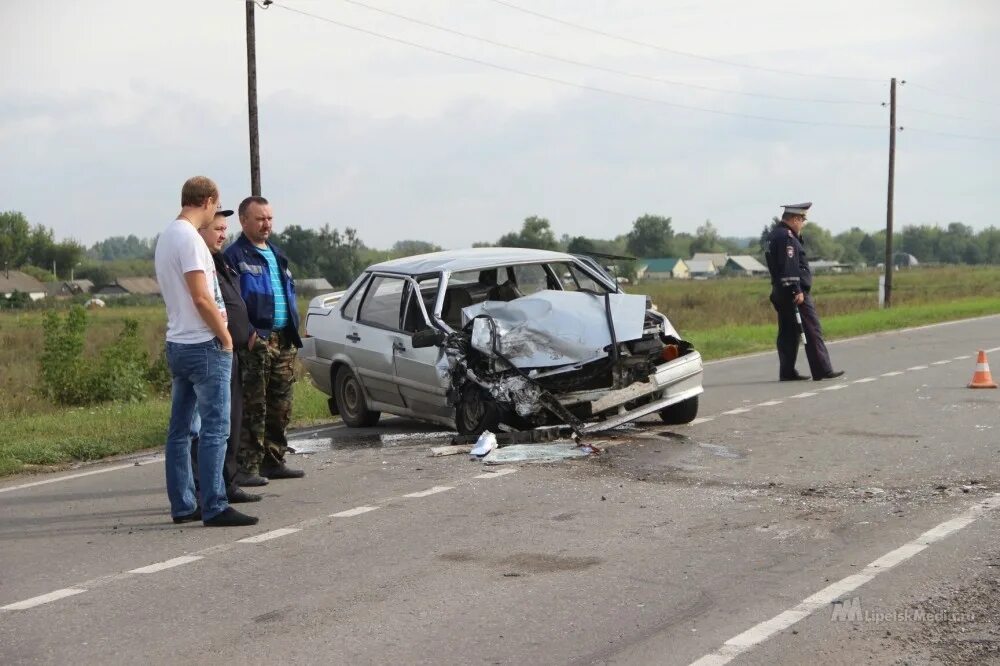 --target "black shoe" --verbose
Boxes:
[780,373,811,381]
[814,370,846,381]
[203,507,259,527]
[172,508,202,524]
[228,487,262,503]
[260,463,306,480]
[233,471,269,487]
